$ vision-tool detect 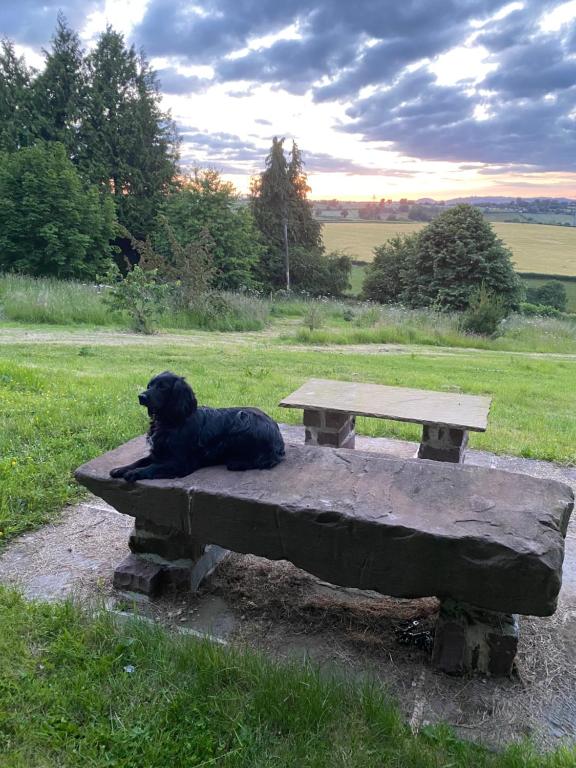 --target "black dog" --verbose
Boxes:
[110,371,285,482]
